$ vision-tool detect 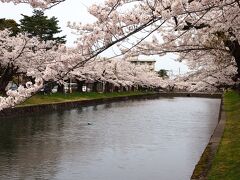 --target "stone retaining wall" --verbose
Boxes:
[0,92,222,119]
[191,97,226,179]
